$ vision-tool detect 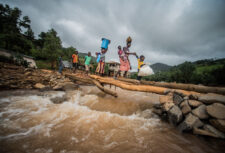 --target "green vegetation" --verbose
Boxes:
[1,3,224,85]
[0,3,99,70]
[132,58,225,86]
